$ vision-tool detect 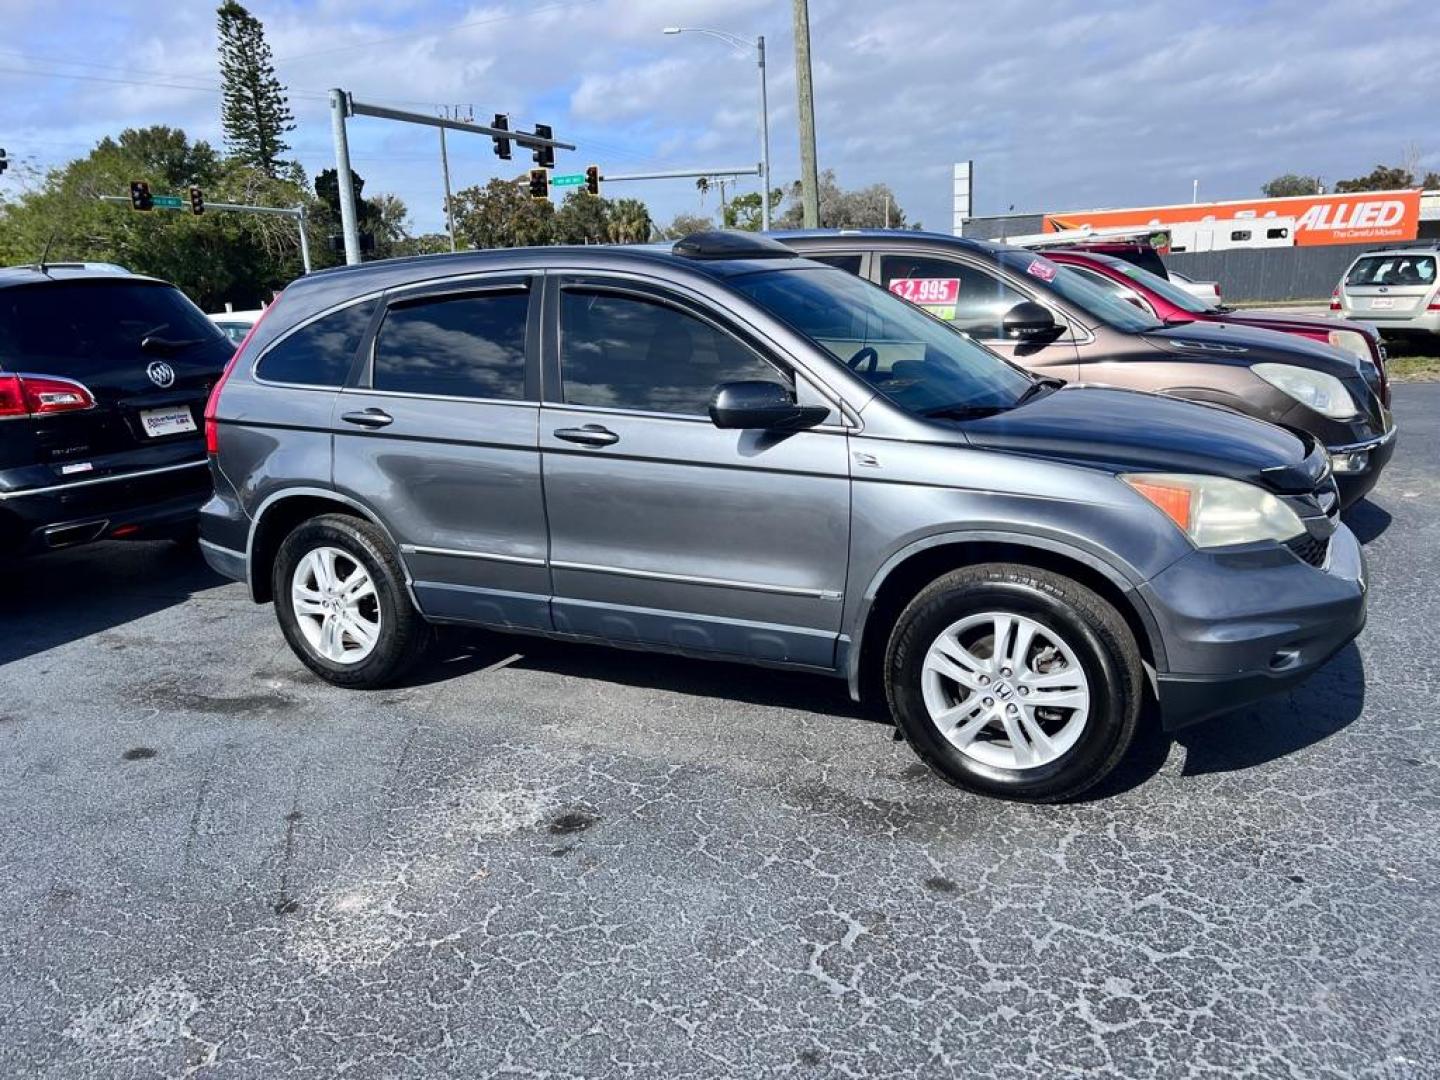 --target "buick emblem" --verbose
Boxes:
[146,361,176,388]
